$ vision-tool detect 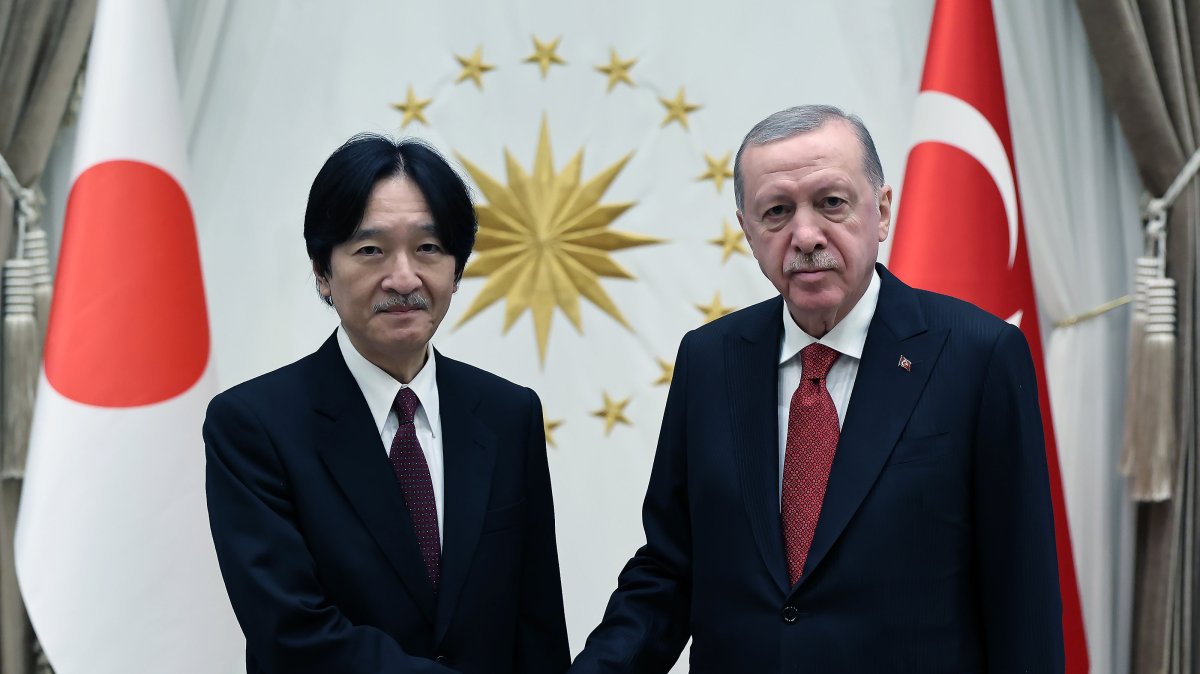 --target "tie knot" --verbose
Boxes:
[394,387,420,424]
[801,343,839,380]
